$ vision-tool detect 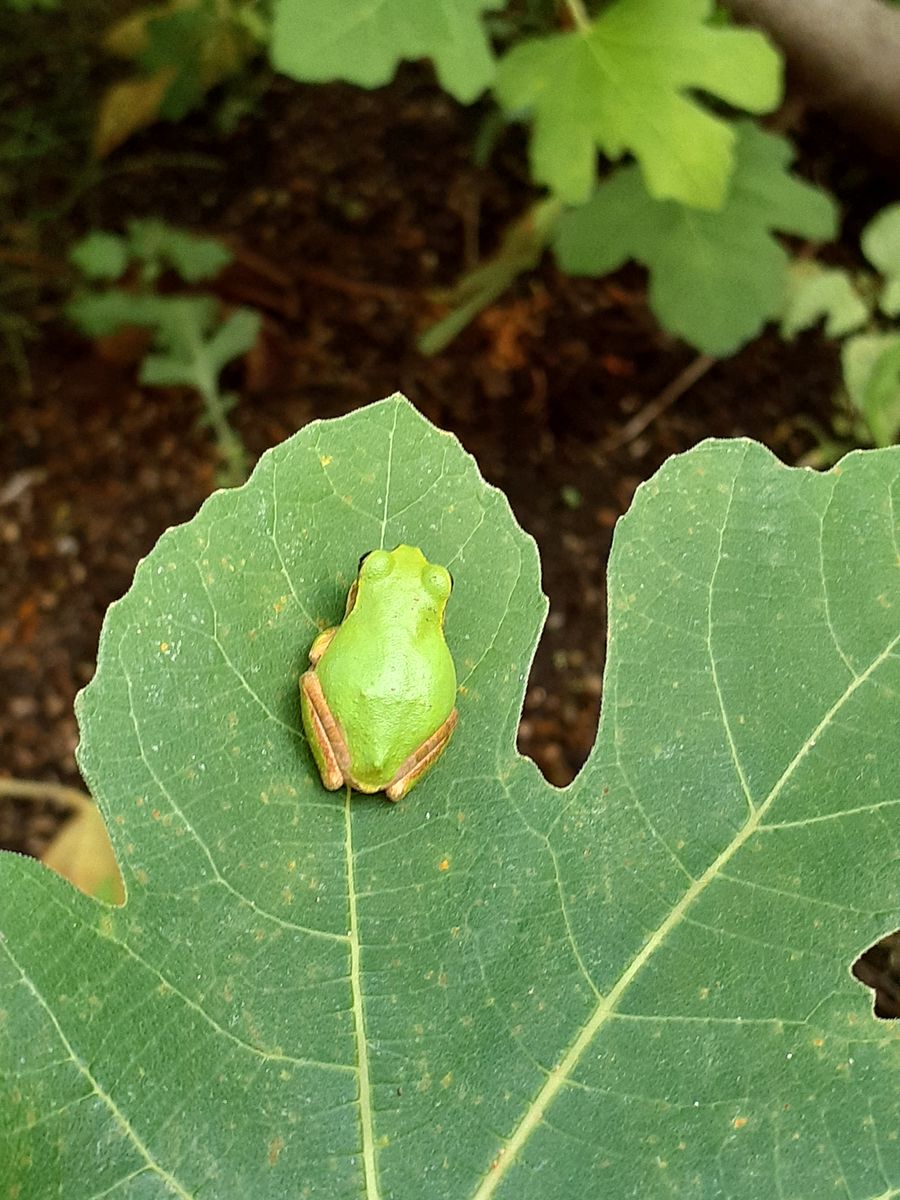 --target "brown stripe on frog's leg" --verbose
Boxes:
[307,627,338,666]
[300,670,351,791]
[385,708,458,802]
